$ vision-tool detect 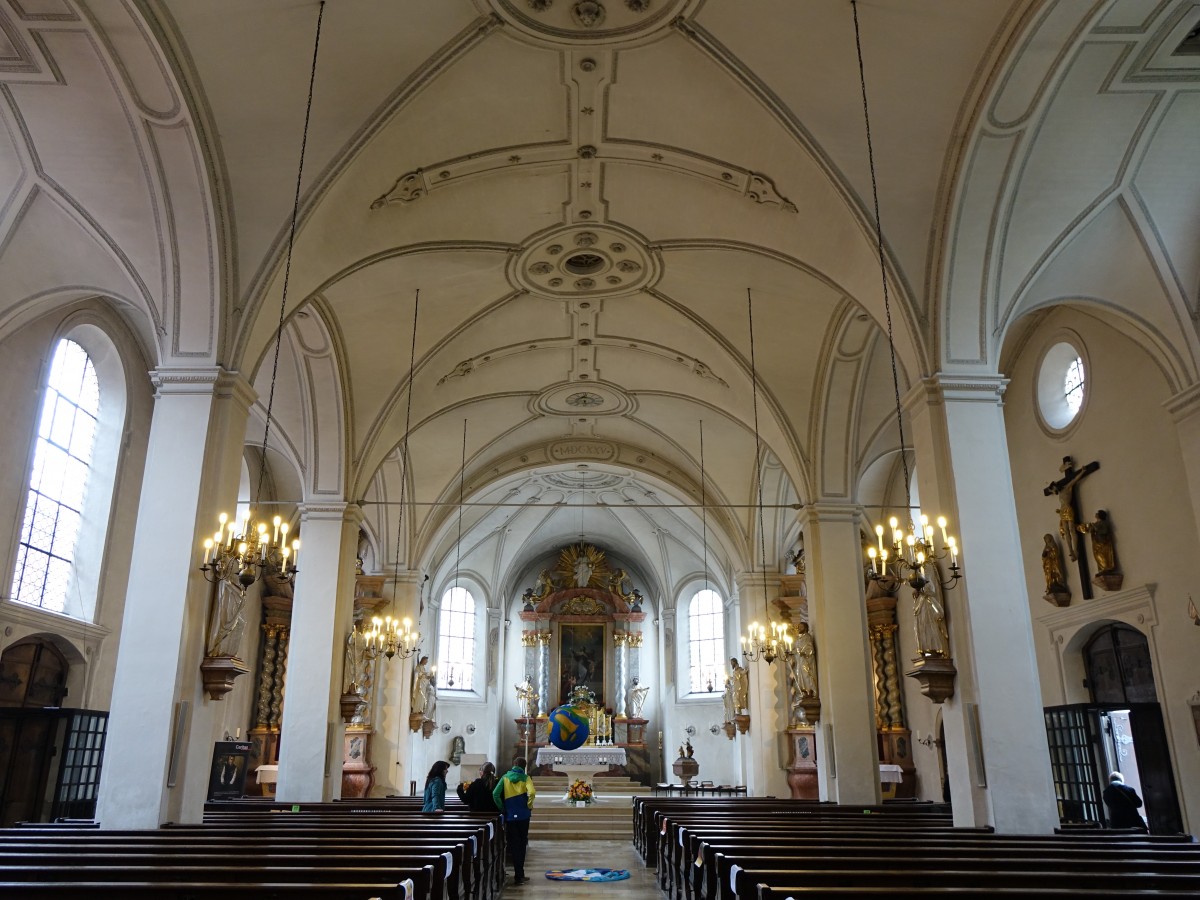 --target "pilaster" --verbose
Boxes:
[800,504,880,804]
[96,367,255,828]
[275,502,363,802]
[905,373,1058,833]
